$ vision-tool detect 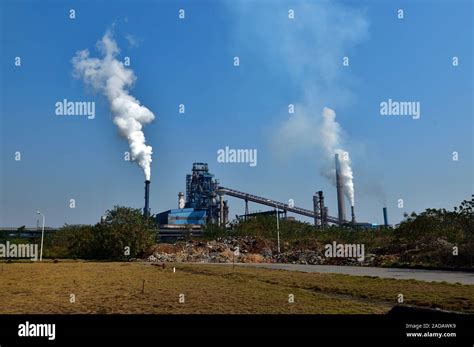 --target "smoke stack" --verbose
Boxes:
[313,194,319,227]
[351,205,355,224]
[383,207,388,227]
[219,194,224,227]
[144,180,150,217]
[335,154,346,223]
[318,191,326,226]
[223,200,229,226]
